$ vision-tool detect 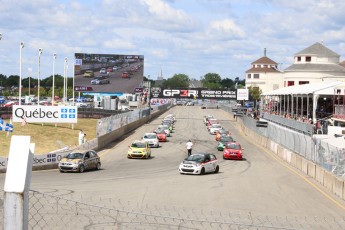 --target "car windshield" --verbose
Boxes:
[144,134,156,139]
[226,143,241,150]
[131,142,146,148]
[186,154,205,163]
[155,129,165,134]
[158,125,168,129]
[65,152,84,159]
[219,130,228,134]
[220,136,234,143]
[212,124,221,128]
